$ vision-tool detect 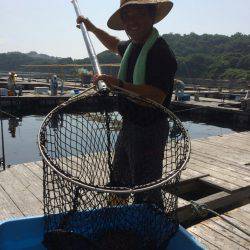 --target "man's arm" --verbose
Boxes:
[76,16,120,53]
[93,74,166,104]
[121,82,166,104]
